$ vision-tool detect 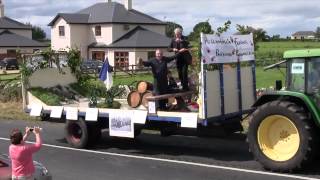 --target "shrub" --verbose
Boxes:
[29,87,62,106]
[0,81,22,102]
[70,78,106,98]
